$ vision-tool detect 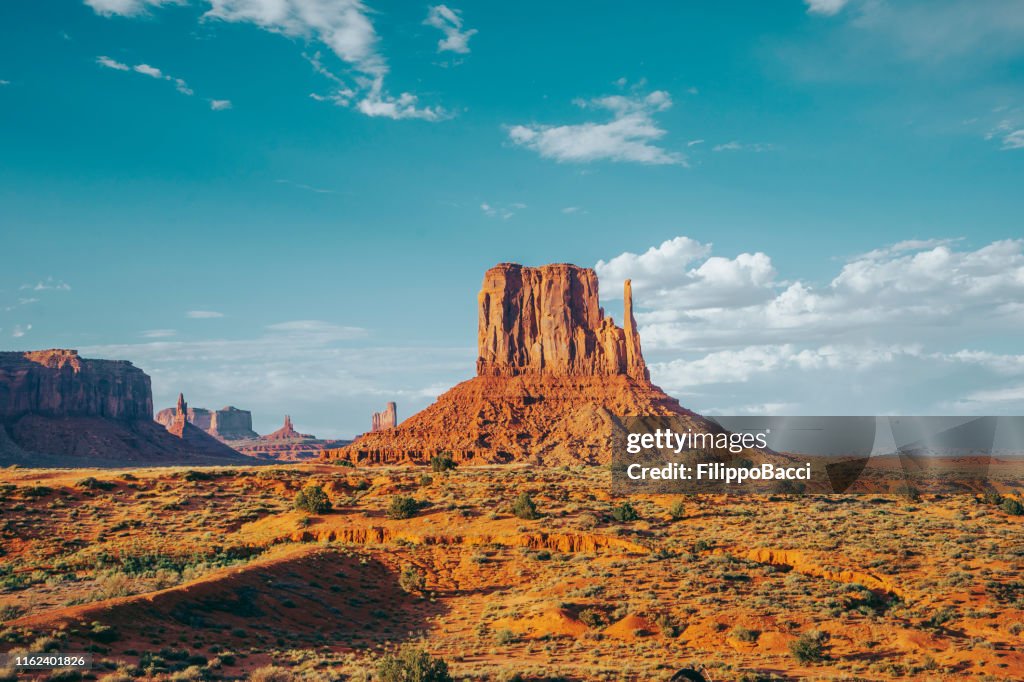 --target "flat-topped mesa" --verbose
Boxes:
[476,263,649,381]
[0,349,152,420]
